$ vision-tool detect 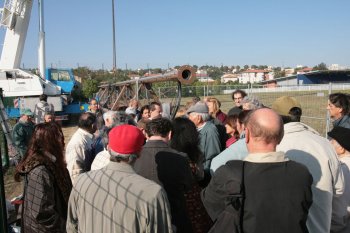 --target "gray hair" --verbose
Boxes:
[109,149,138,164]
[103,110,116,121]
[103,110,129,128]
[241,96,263,110]
[193,112,210,122]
